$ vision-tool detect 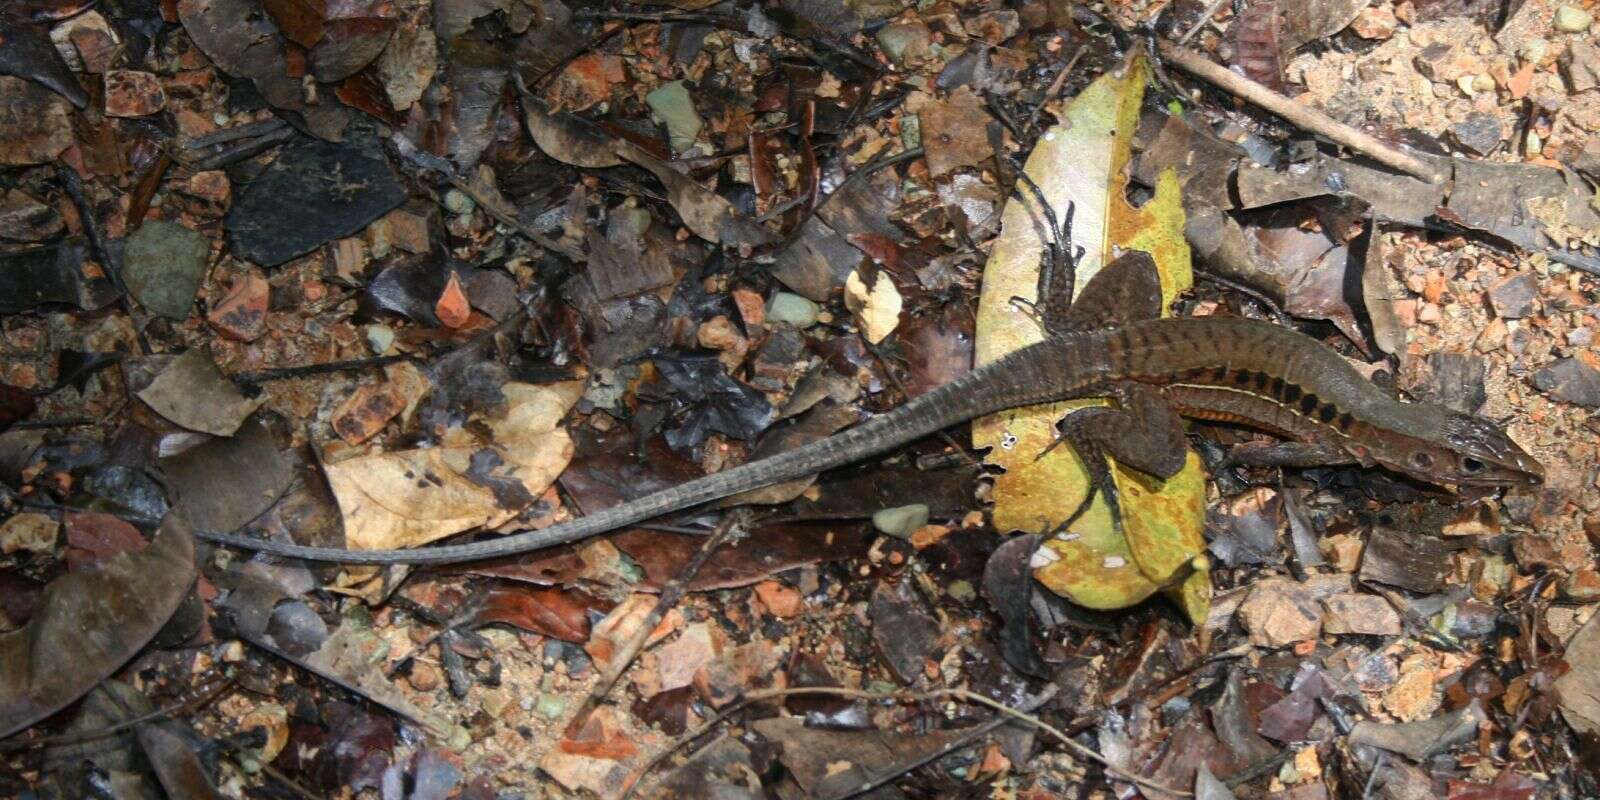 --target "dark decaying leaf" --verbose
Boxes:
[441,38,508,171]
[524,99,624,168]
[0,18,89,108]
[751,716,981,797]
[770,215,863,302]
[867,578,940,684]
[275,699,396,793]
[615,141,776,249]
[177,0,350,140]
[0,240,118,314]
[981,533,1050,678]
[160,416,296,533]
[655,353,775,452]
[652,734,760,799]
[0,76,73,166]
[136,719,225,800]
[310,18,396,83]
[225,132,407,266]
[1210,668,1279,775]
[83,463,171,520]
[0,383,36,432]
[1207,487,1284,568]
[1359,527,1451,593]
[52,349,123,395]
[0,516,196,738]
[473,584,604,643]
[40,681,162,796]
